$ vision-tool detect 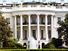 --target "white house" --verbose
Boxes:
[0,1,68,49]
